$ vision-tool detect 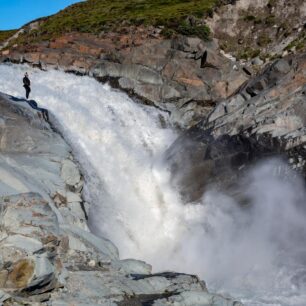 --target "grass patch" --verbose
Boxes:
[237,47,261,60]
[257,33,272,47]
[0,30,18,44]
[265,15,276,26]
[177,20,211,40]
[12,0,218,45]
[284,33,306,51]
[243,15,256,22]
